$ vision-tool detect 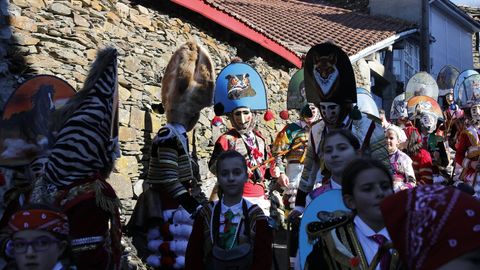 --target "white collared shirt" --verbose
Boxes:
[353,216,391,270]
[219,198,250,233]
